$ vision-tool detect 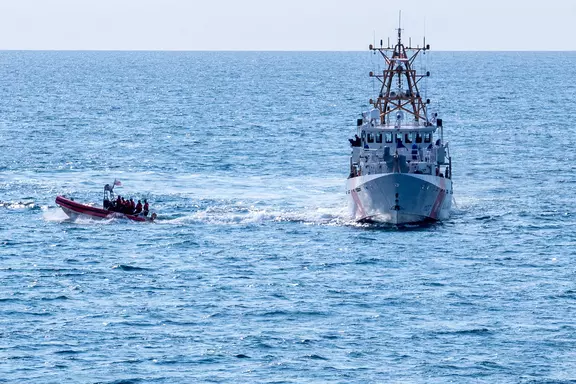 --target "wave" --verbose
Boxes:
[111,264,150,271]
[0,199,37,210]
[42,207,115,224]
[42,207,72,222]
